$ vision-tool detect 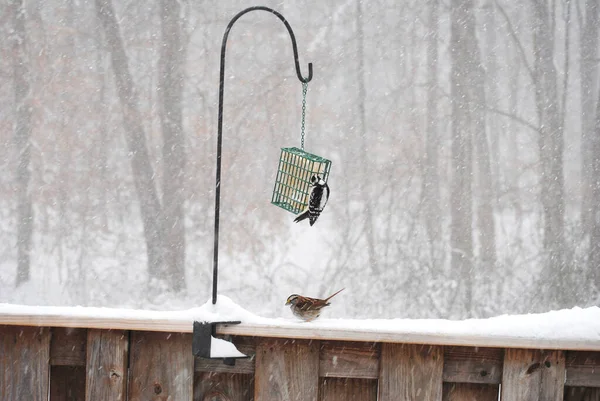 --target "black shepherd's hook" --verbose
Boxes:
[212,7,313,304]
